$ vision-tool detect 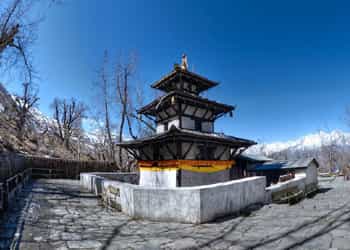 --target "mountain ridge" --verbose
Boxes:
[248,130,350,156]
